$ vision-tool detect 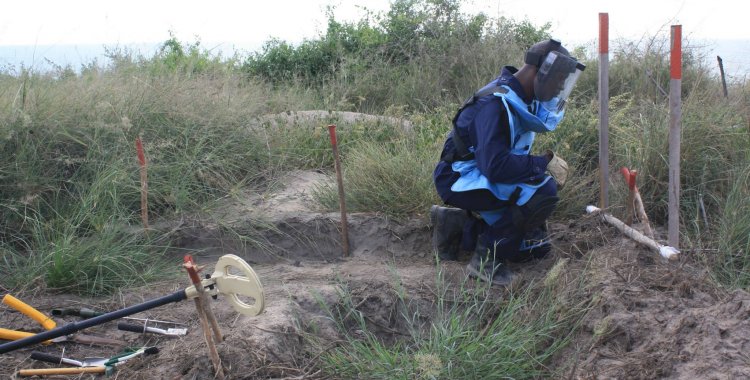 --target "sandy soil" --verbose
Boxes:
[1,170,749,379]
